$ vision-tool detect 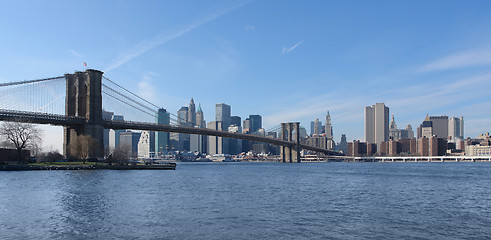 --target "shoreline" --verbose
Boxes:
[0,163,176,171]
